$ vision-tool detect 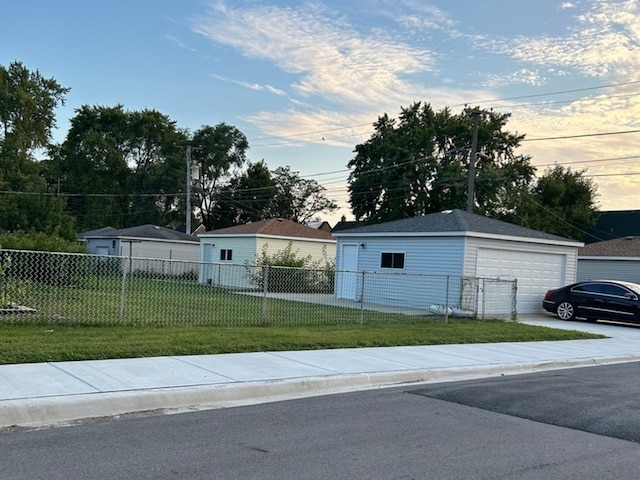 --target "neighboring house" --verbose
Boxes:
[584,210,640,243]
[332,209,583,315]
[198,218,336,288]
[331,215,364,233]
[82,224,200,275]
[577,236,640,284]
[305,220,332,232]
[174,223,207,236]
